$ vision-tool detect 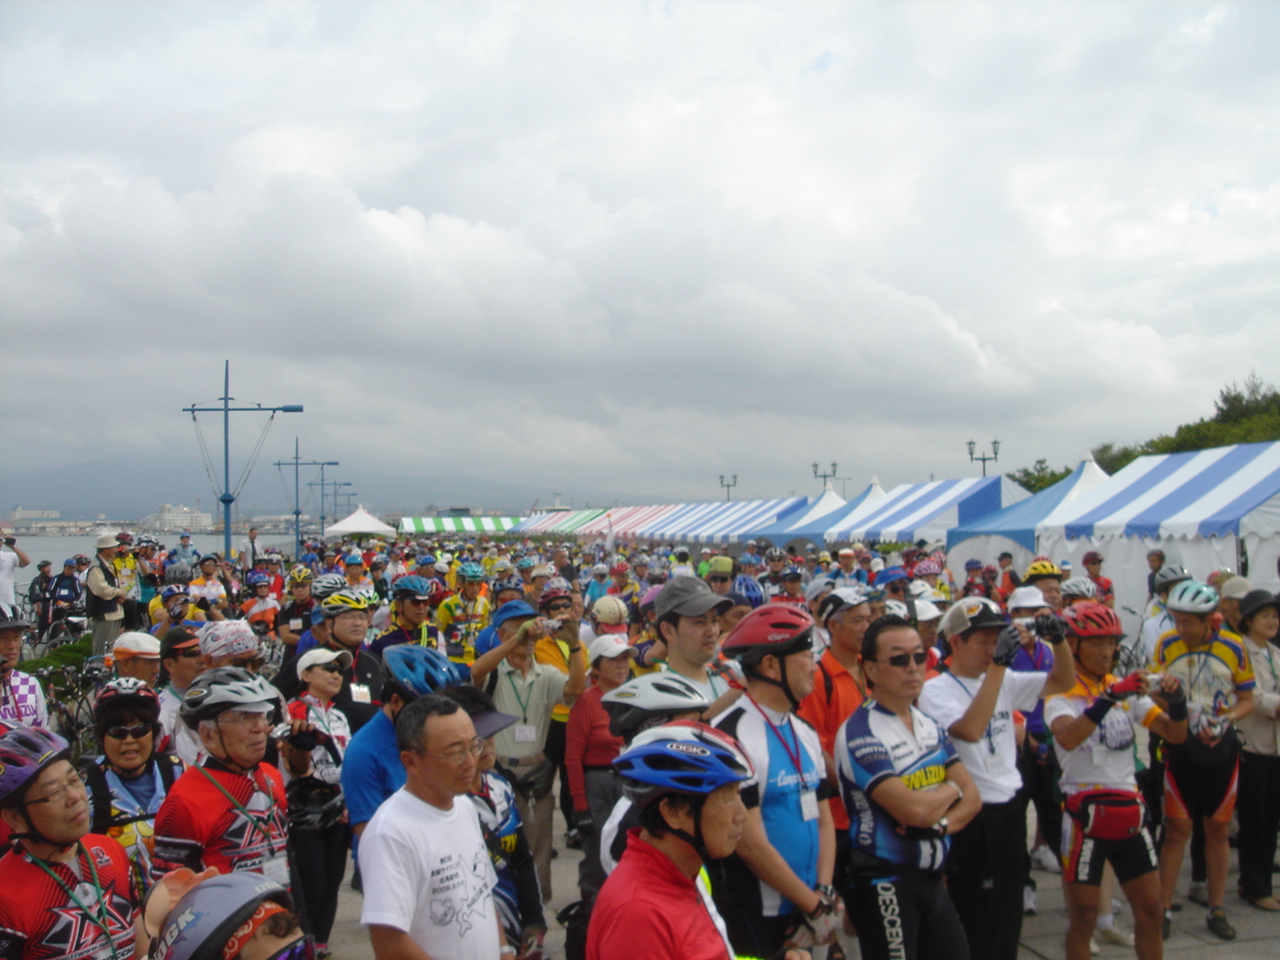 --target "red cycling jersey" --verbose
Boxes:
[0,834,137,960]
[150,757,290,888]
[587,829,732,960]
